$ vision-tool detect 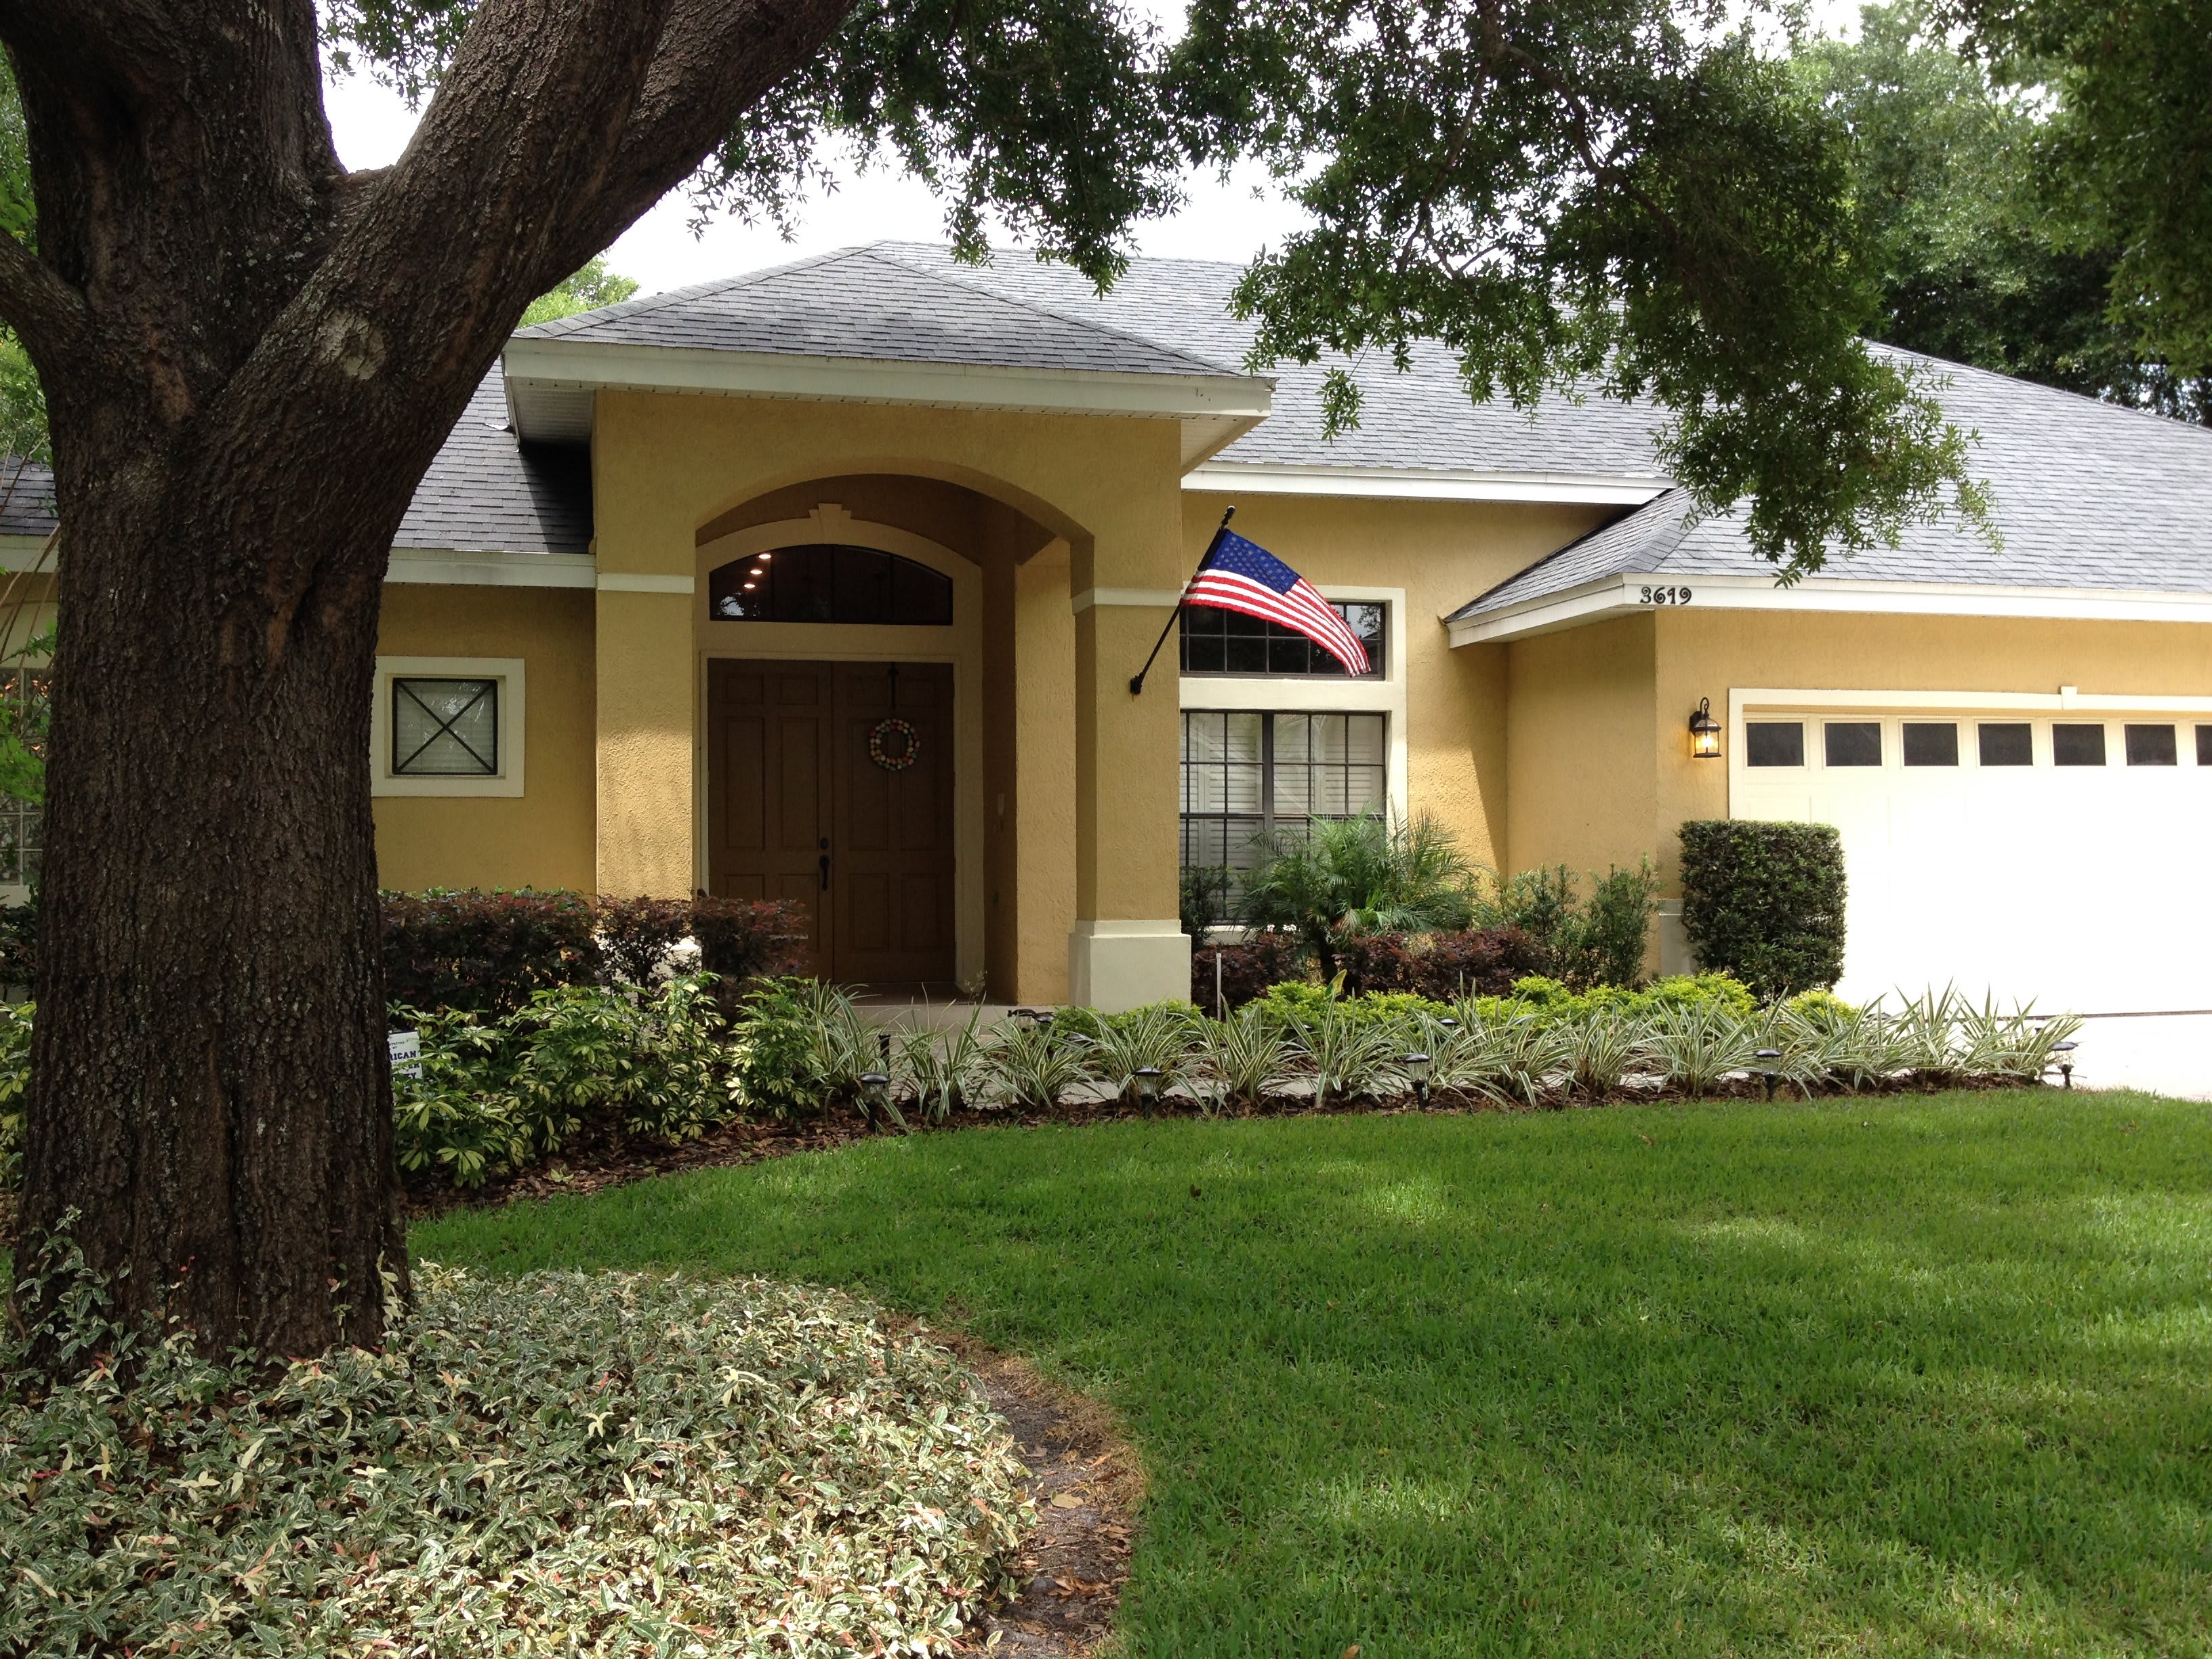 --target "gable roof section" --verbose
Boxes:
[1450,346,2212,639]
[501,245,1272,464]
[390,364,593,579]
